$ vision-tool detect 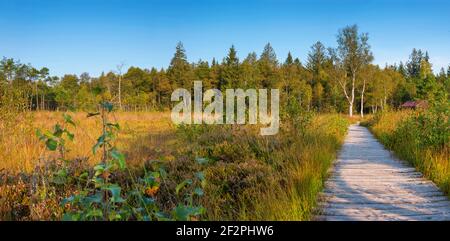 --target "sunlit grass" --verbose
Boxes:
[0,111,174,172]
[0,111,349,220]
[365,110,450,196]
